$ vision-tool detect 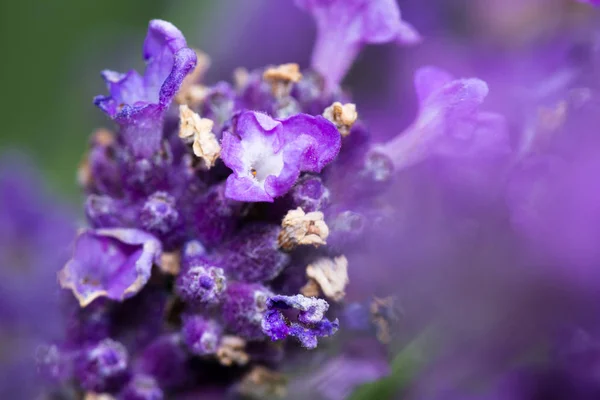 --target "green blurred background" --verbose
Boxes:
[0,0,215,202]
